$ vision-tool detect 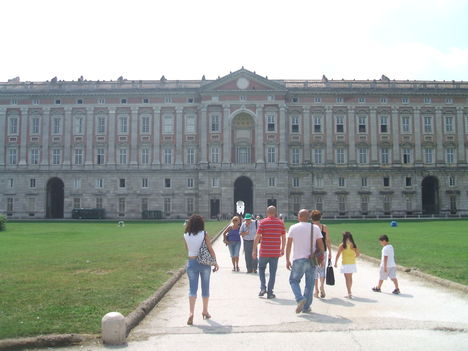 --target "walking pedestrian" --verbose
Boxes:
[372,234,401,294]
[239,213,258,273]
[334,232,360,299]
[286,209,325,313]
[253,206,286,299]
[222,216,242,271]
[183,214,219,325]
[310,210,332,298]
